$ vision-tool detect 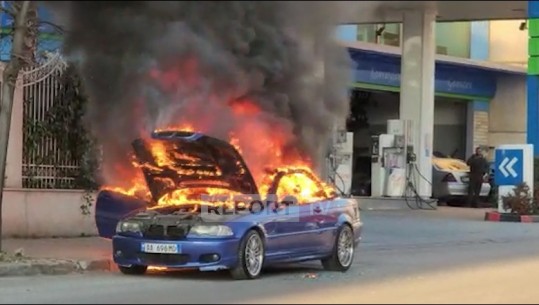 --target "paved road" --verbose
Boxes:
[2,208,539,304]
